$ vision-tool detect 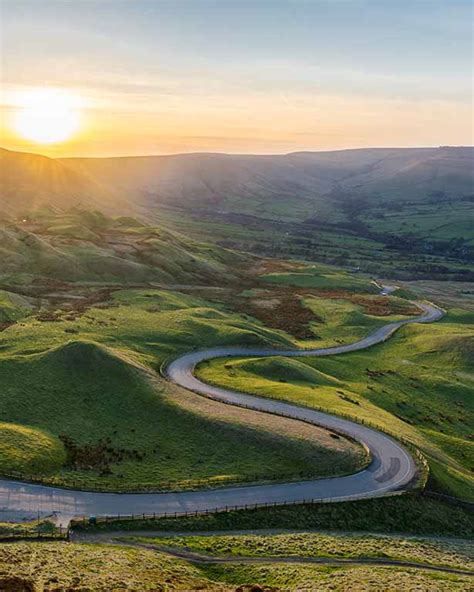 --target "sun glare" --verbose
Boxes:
[12,88,82,144]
